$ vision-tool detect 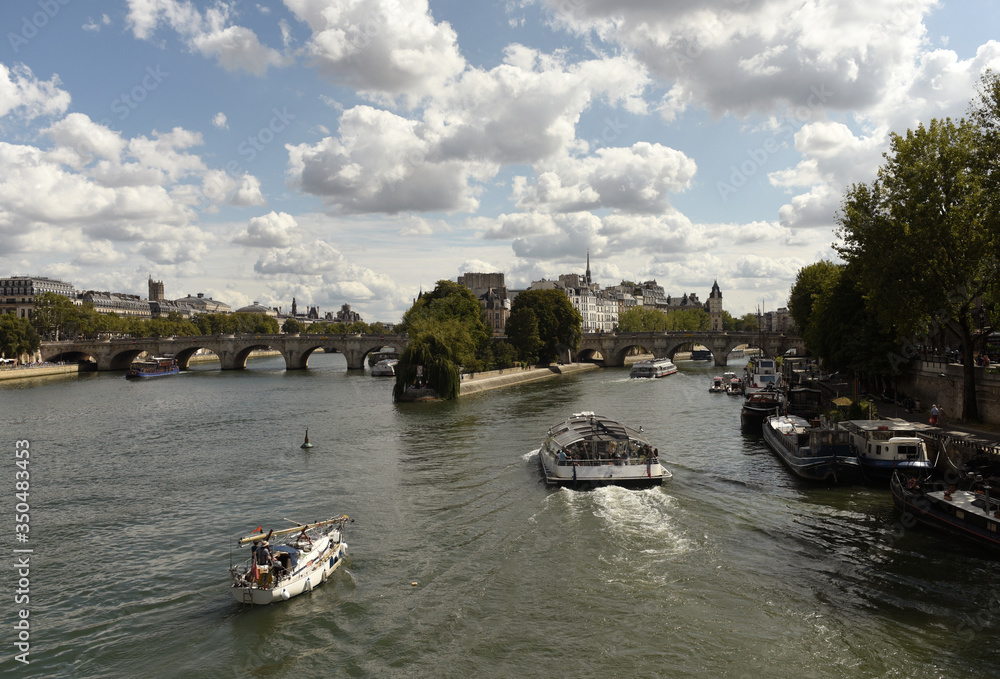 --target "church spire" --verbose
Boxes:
[586,250,591,285]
